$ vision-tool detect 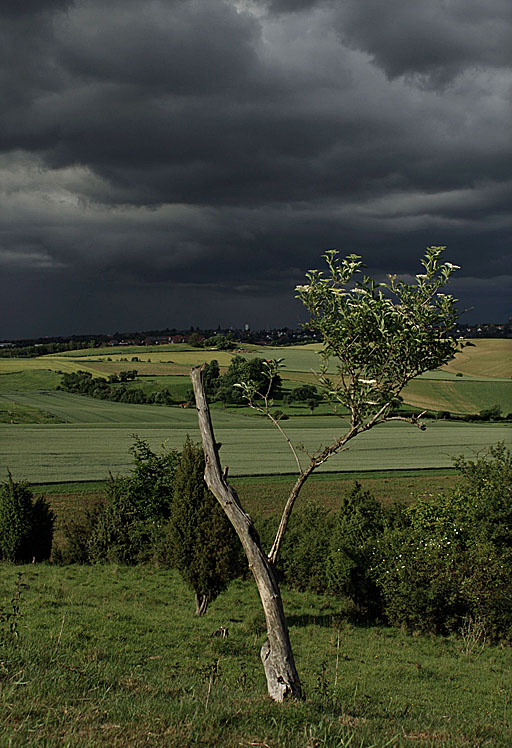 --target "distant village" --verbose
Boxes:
[1,320,511,355]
